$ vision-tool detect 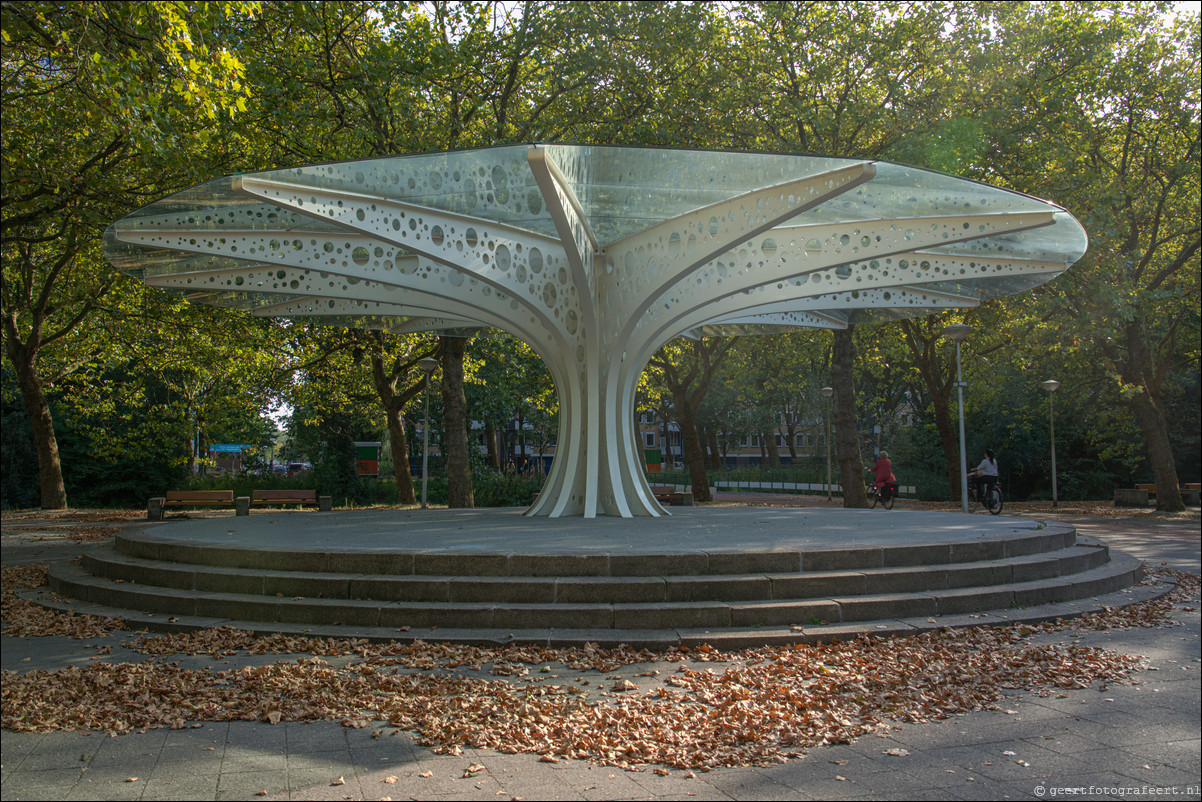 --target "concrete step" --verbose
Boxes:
[109,526,1079,576]
[47,551,1141,633]
[77,543,1111,605]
